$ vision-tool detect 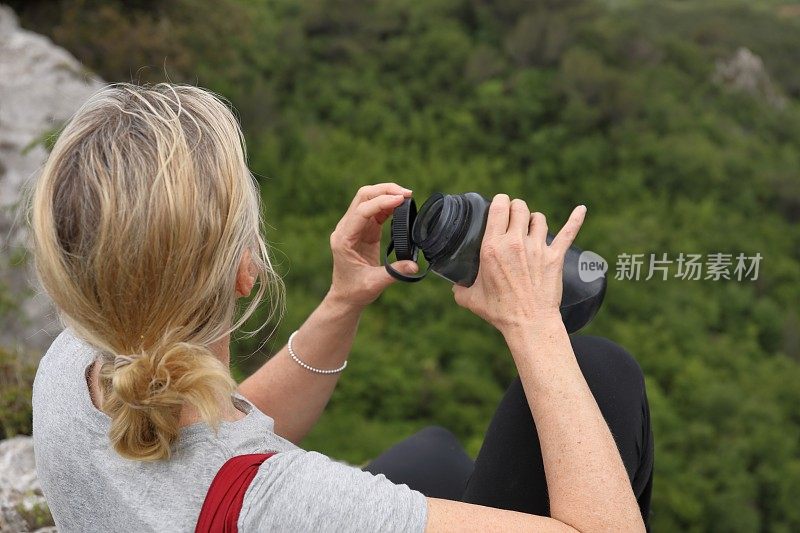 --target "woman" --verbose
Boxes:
[28,83,652,532]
